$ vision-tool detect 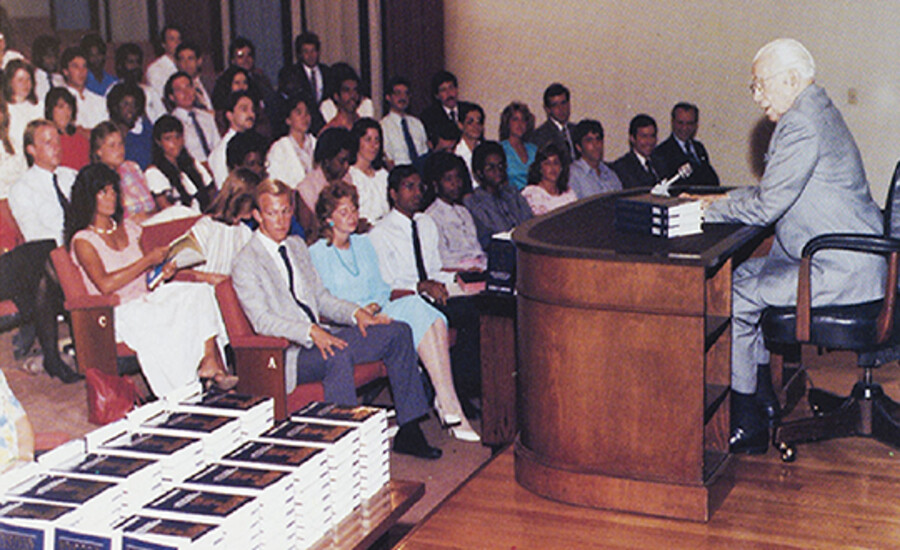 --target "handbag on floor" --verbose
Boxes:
[85,367,136,425]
